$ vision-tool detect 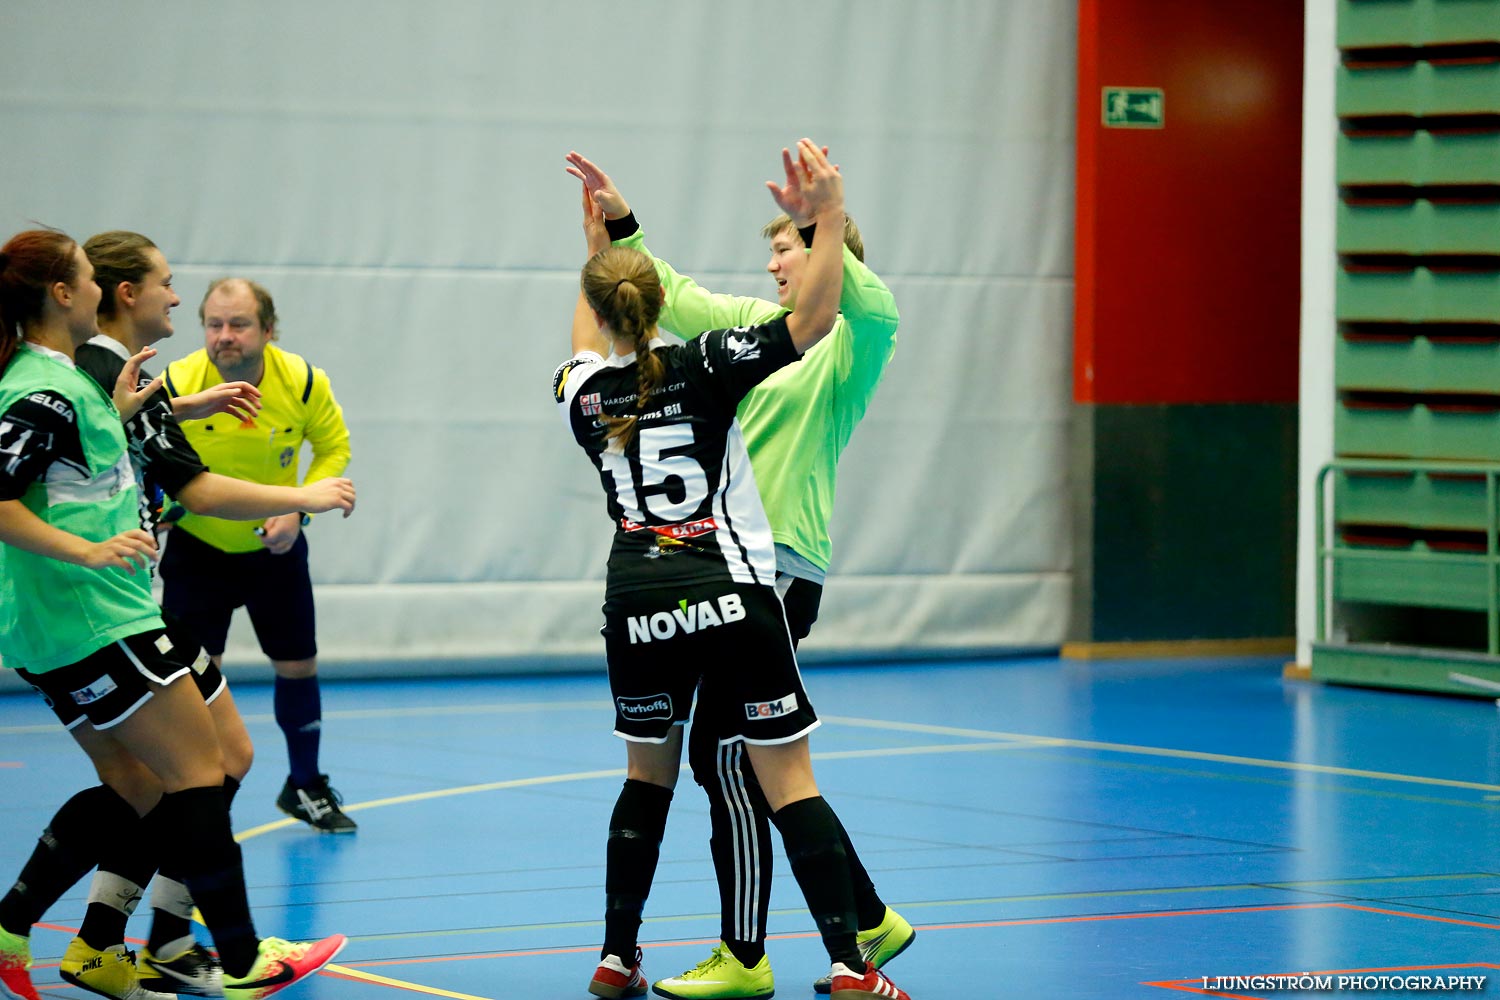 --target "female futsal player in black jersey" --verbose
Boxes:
[554,141,912,1000]
[0,228,344,1000]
